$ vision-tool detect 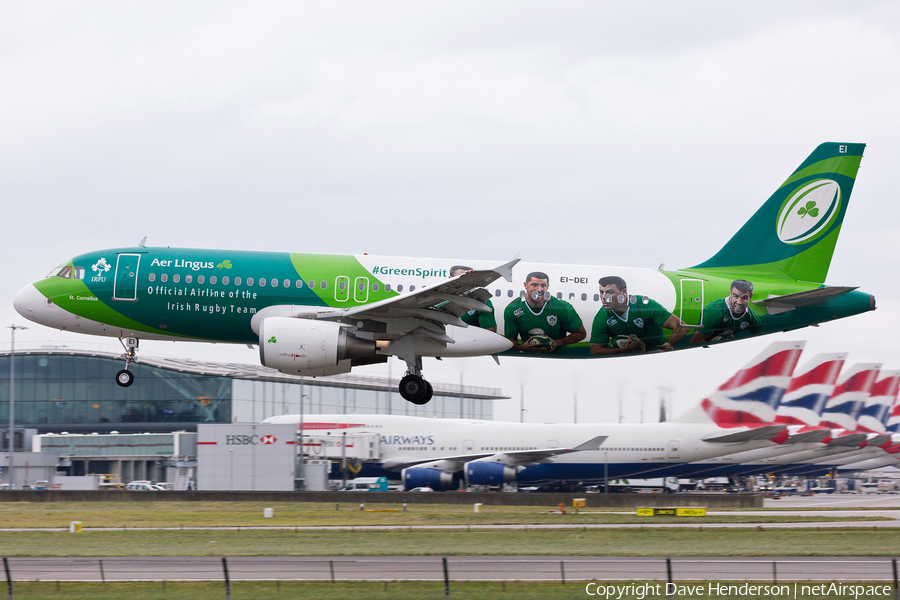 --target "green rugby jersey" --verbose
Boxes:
[697,297,762,339]
[460,297,497,329]
[590,297,672,348]
[504,296,583,352]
